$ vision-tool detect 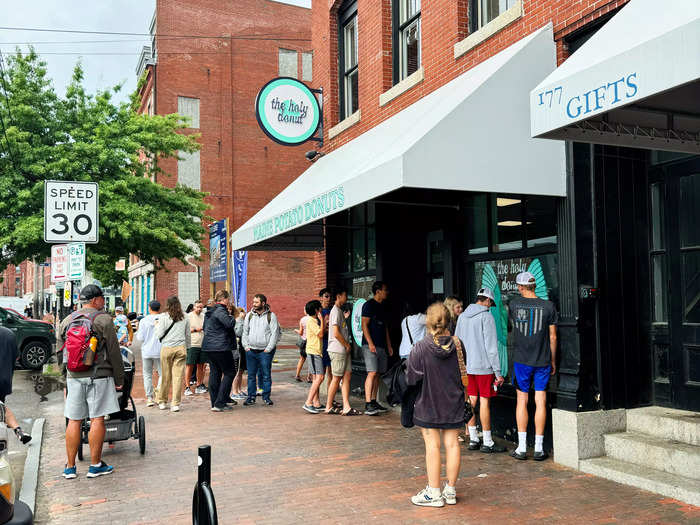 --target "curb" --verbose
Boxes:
[18,417,44,515]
